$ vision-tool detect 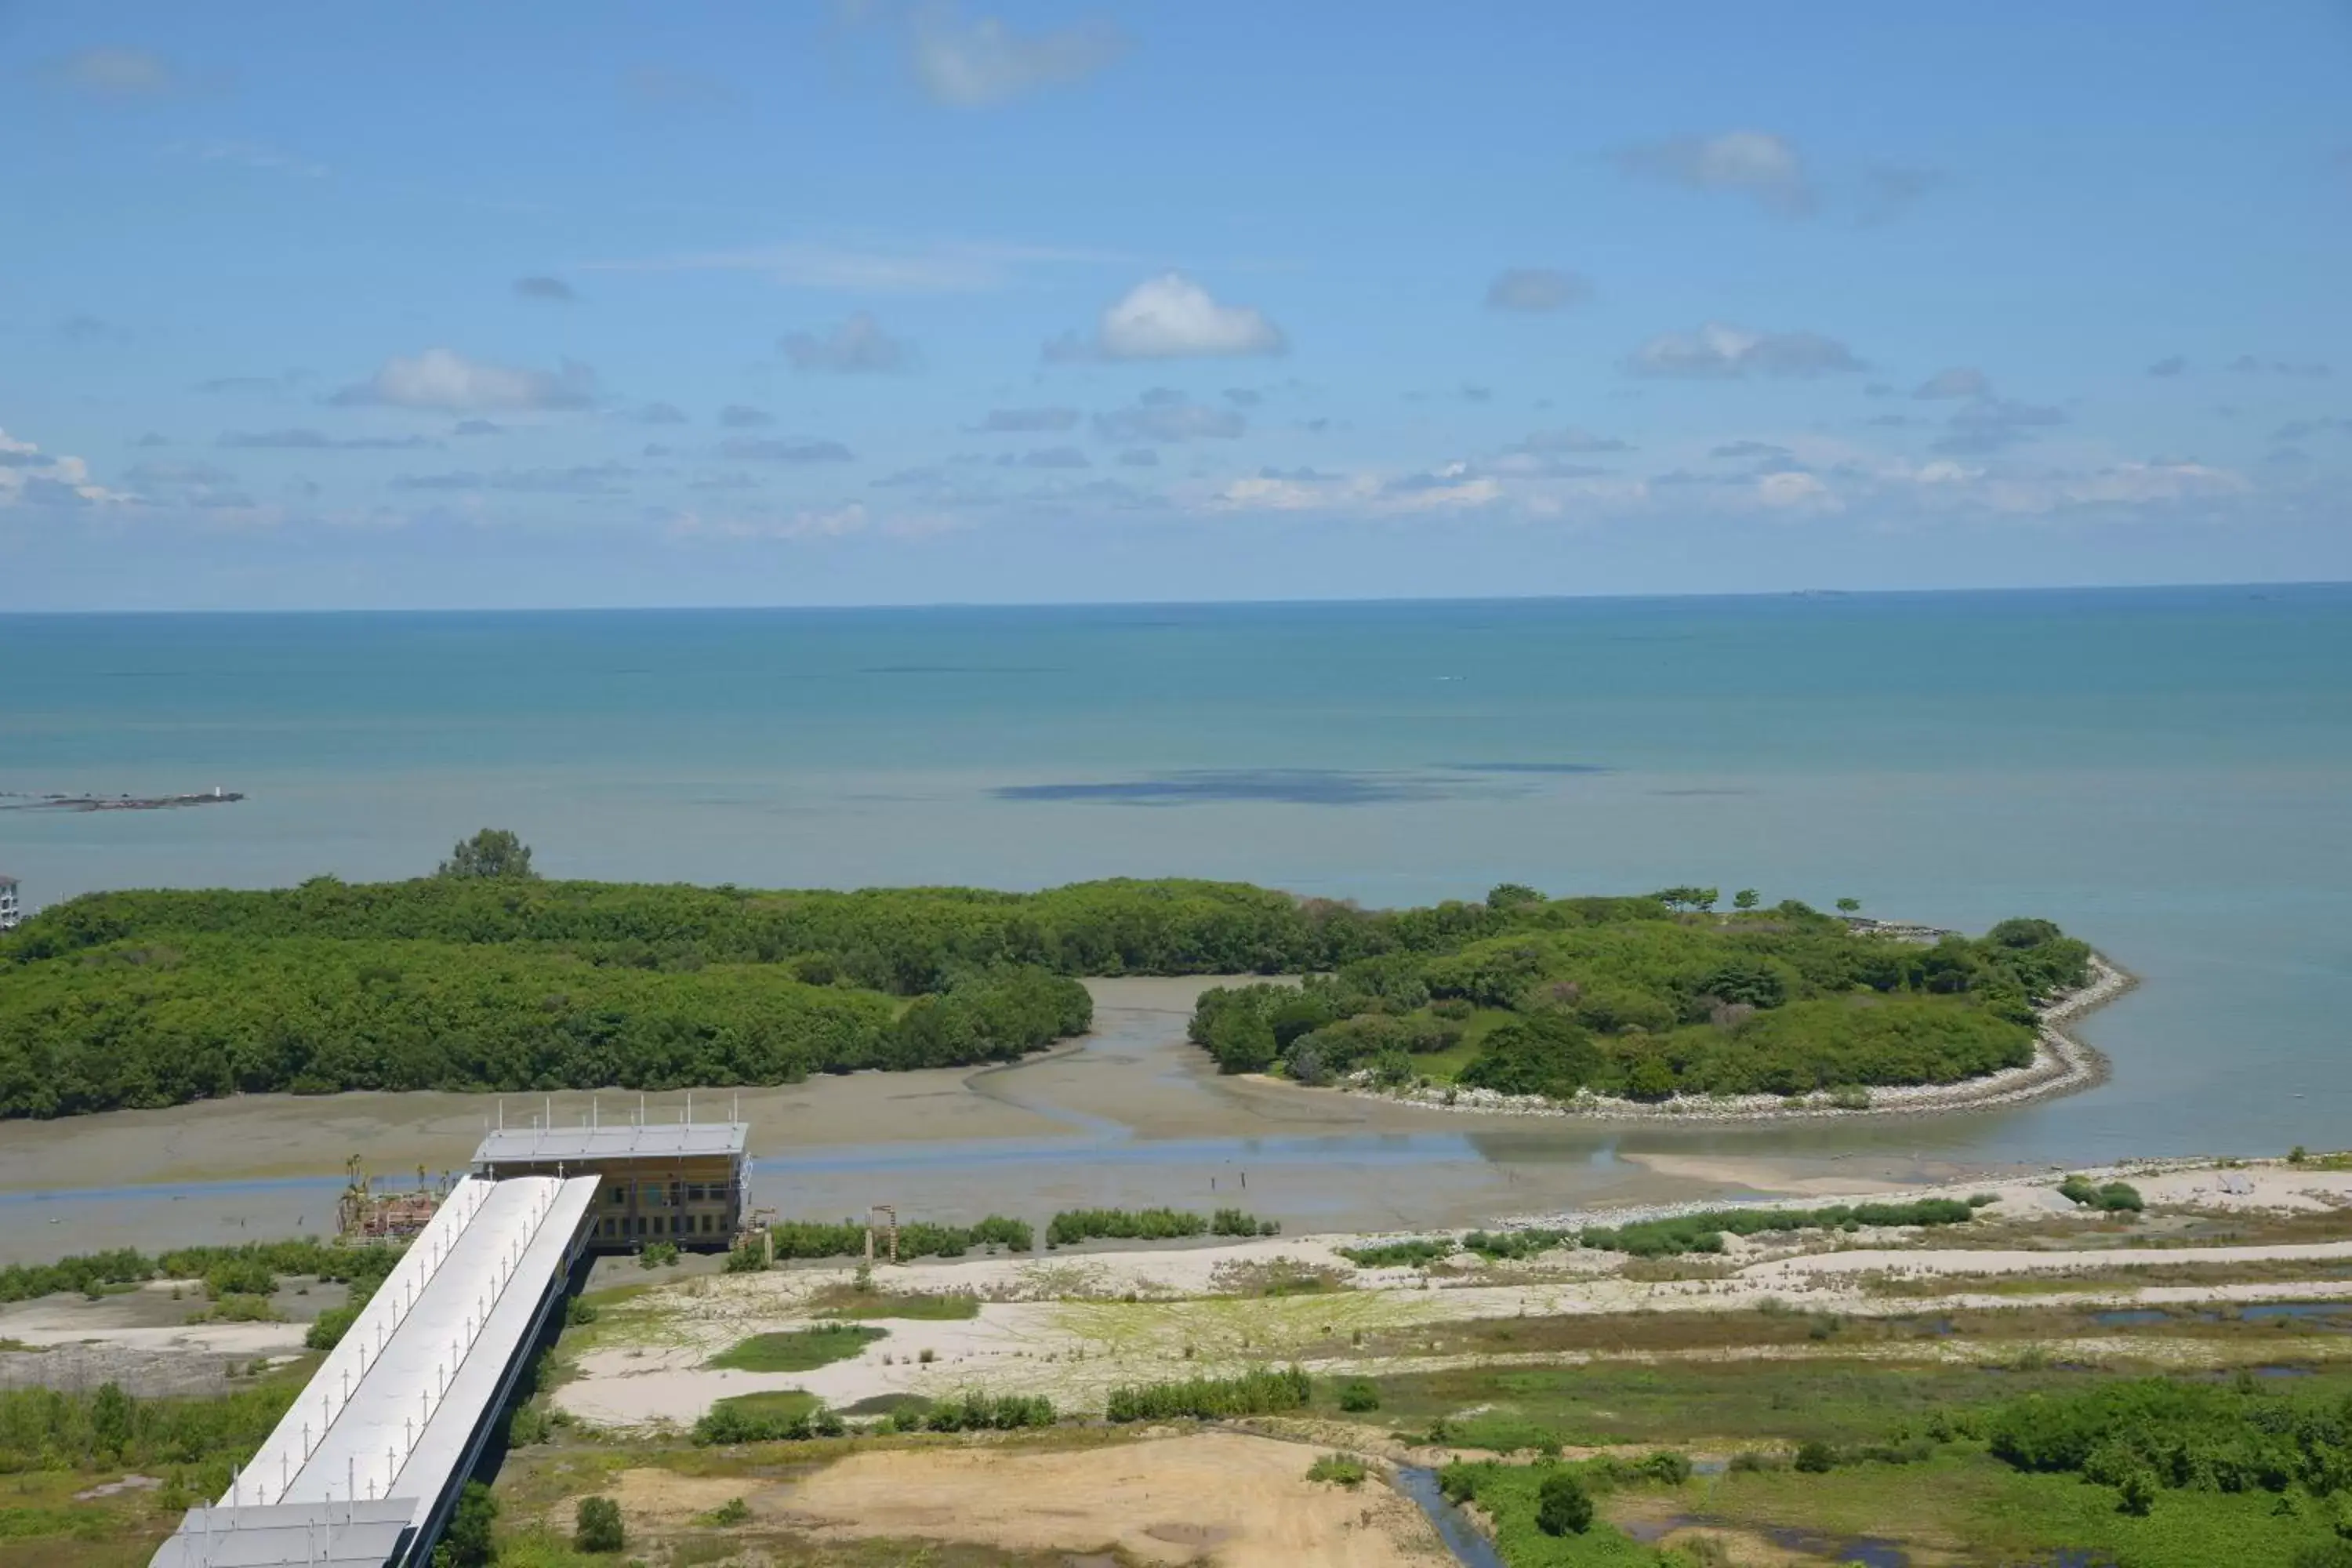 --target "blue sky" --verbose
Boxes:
[4,2,2349,609]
